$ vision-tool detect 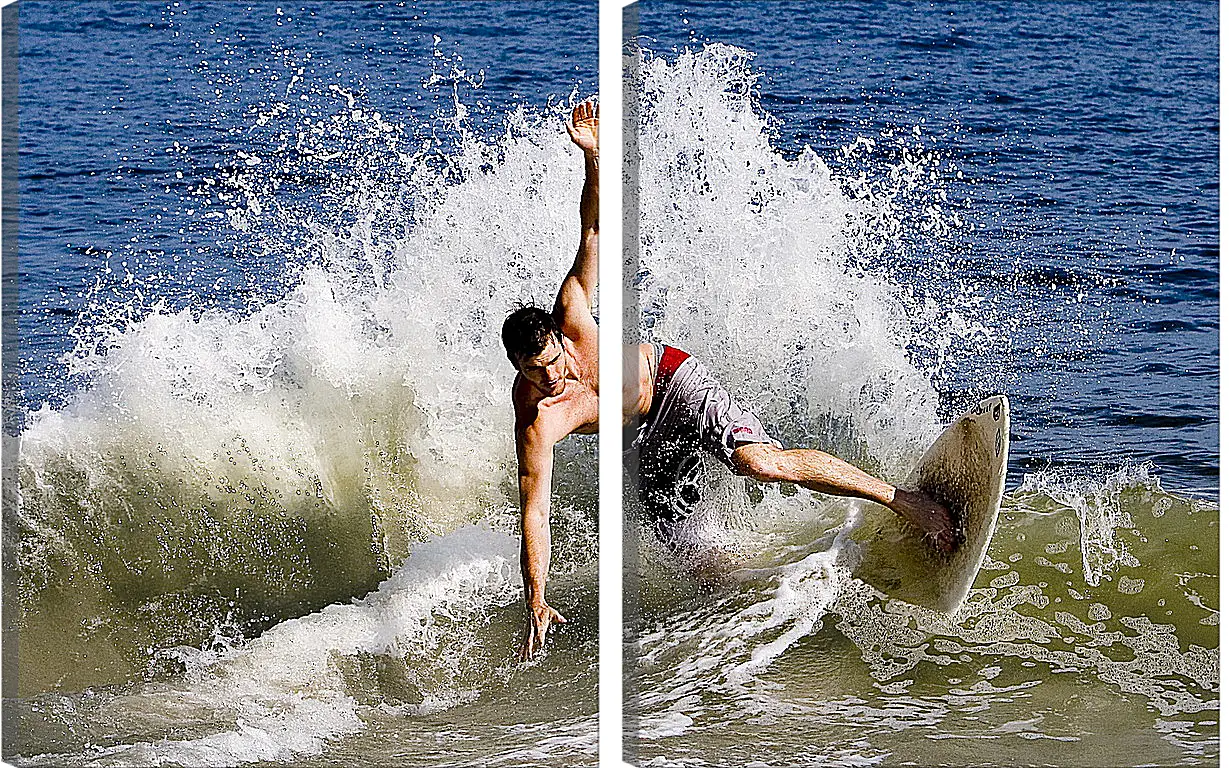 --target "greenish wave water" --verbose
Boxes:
[628,466,1217,766]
